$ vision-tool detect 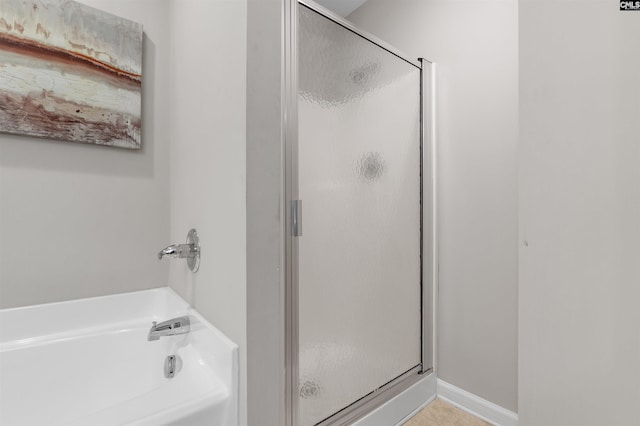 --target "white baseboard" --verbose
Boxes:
[437,380,518,426]
[353,373,437,426]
